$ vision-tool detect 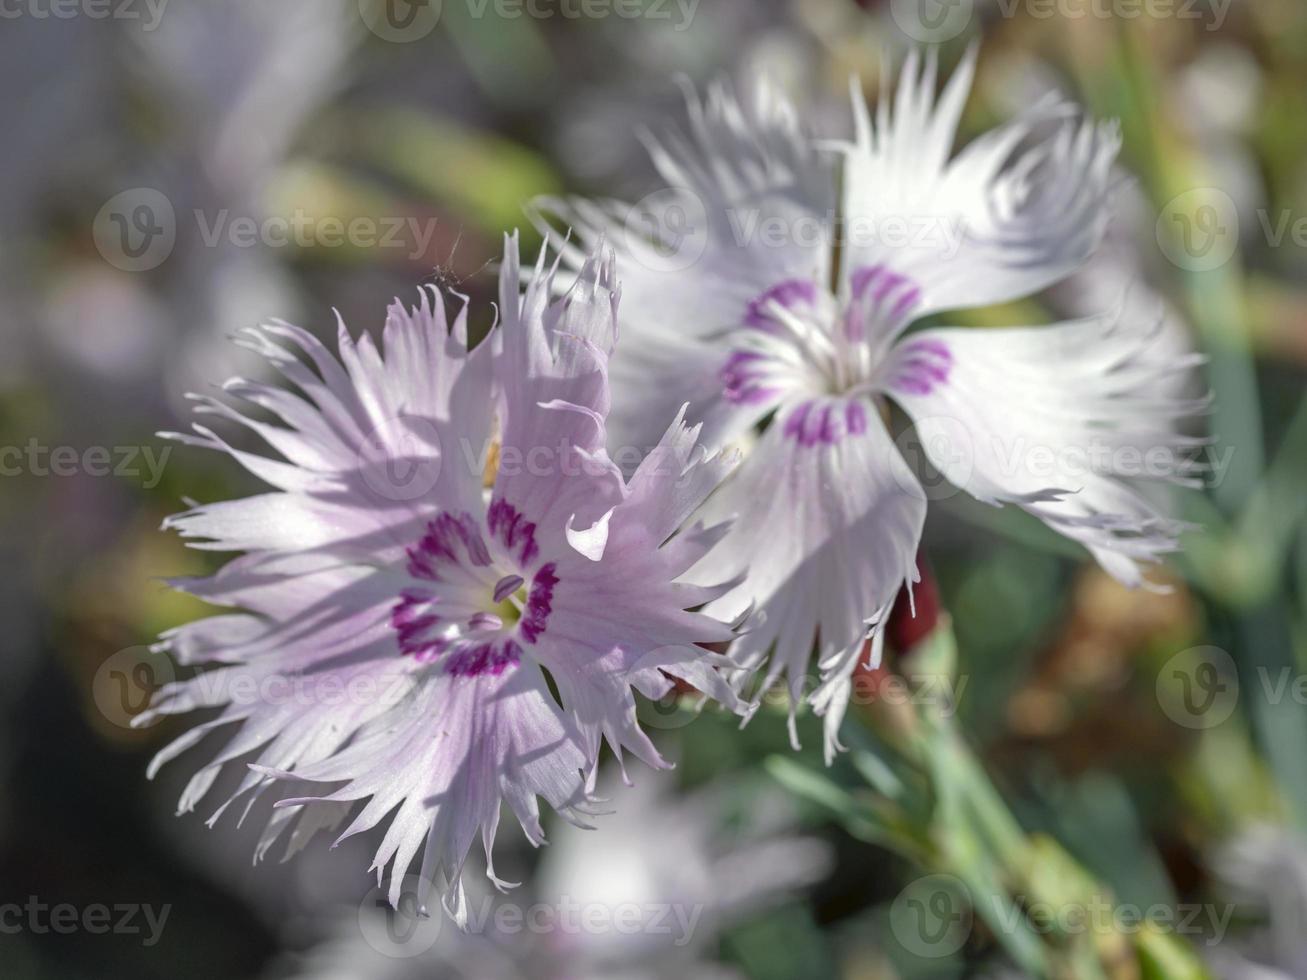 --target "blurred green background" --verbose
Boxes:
[2,0,1307,977]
